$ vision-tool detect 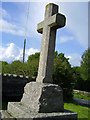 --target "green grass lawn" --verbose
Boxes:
[74,92,90,101]
[64,101,90,119]
[65,90,90,119]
